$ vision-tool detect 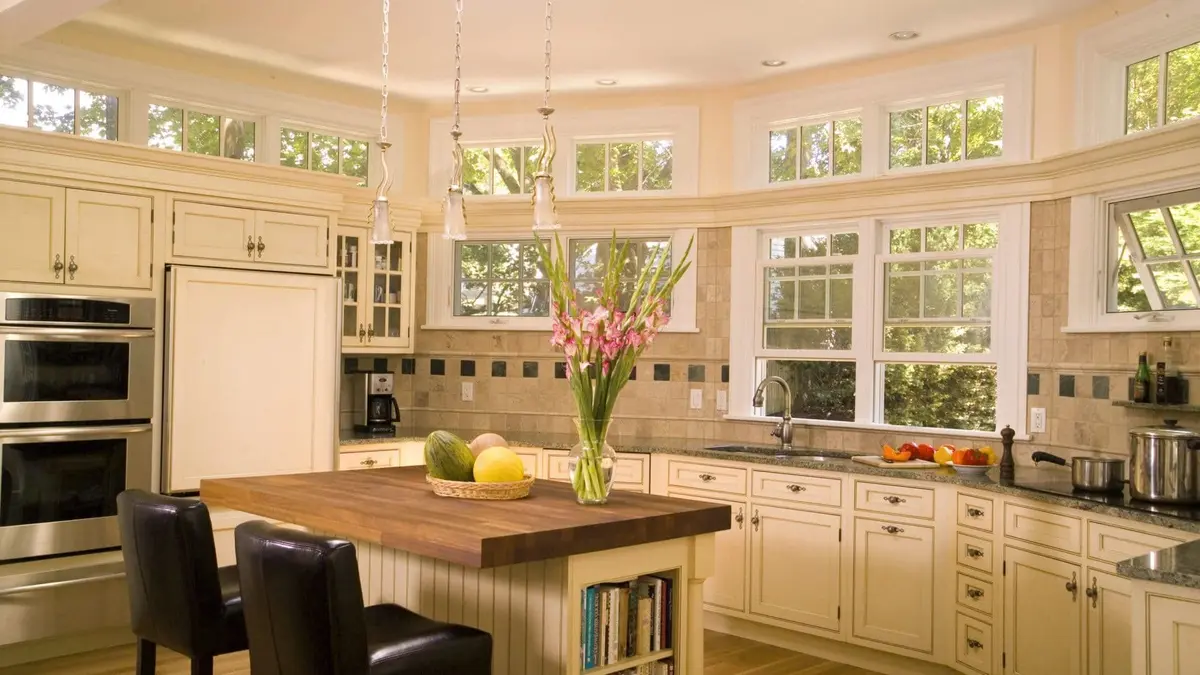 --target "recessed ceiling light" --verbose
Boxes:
[467,86,489,93]
[761,59,786,68]
[596,79,618,86]
[890,30,920,41]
